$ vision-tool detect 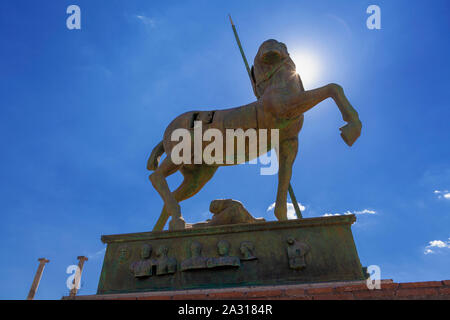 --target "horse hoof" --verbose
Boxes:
[169,217,186,231]
[339,120,362,146]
